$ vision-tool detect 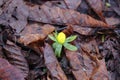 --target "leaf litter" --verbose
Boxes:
[0,0,120,80]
